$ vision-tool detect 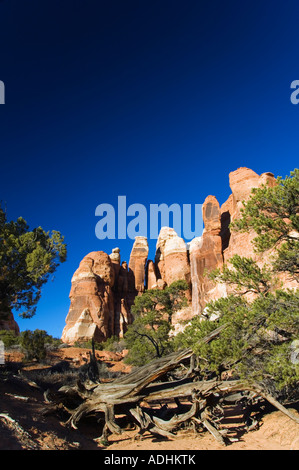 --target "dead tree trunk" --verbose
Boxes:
[46,323,299,445]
